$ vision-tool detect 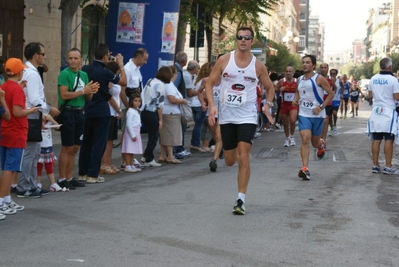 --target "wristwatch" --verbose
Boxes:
[319,104,325,110]
[266,101,274,107]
